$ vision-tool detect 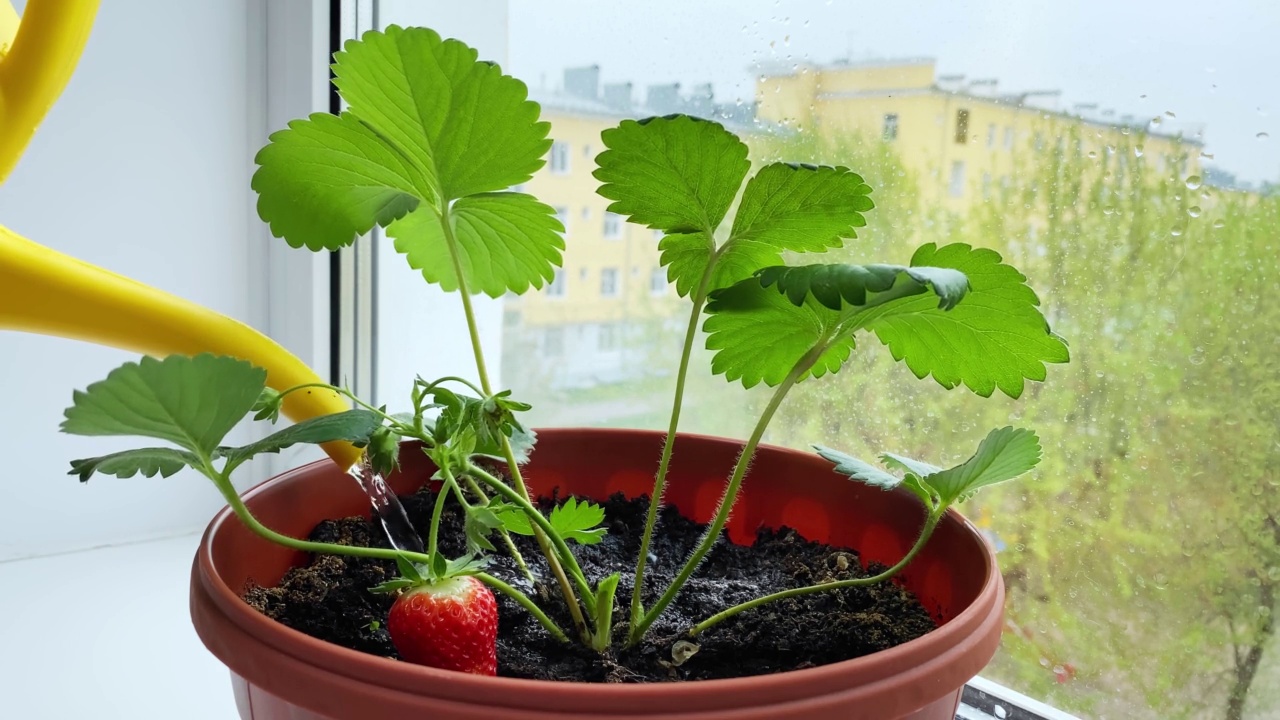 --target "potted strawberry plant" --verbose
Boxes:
[60,25,1068,720]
